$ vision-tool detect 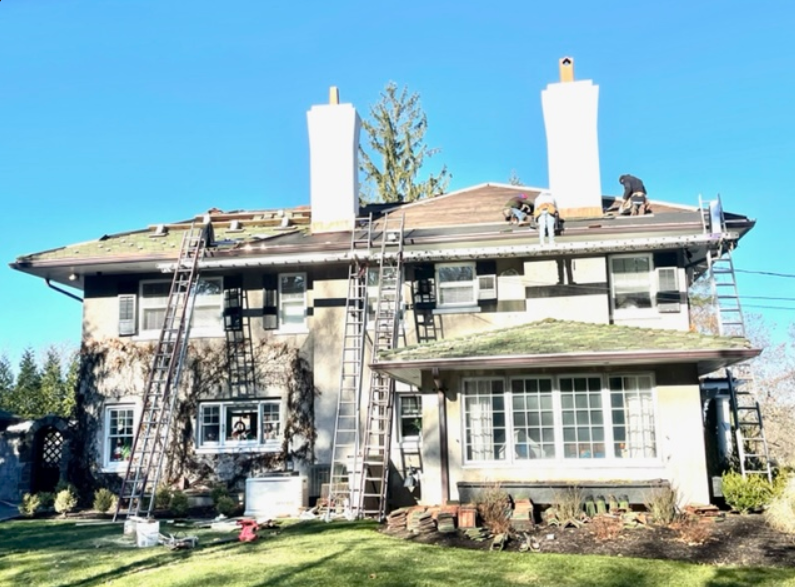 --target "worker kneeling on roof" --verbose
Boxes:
[618,174,652,216]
